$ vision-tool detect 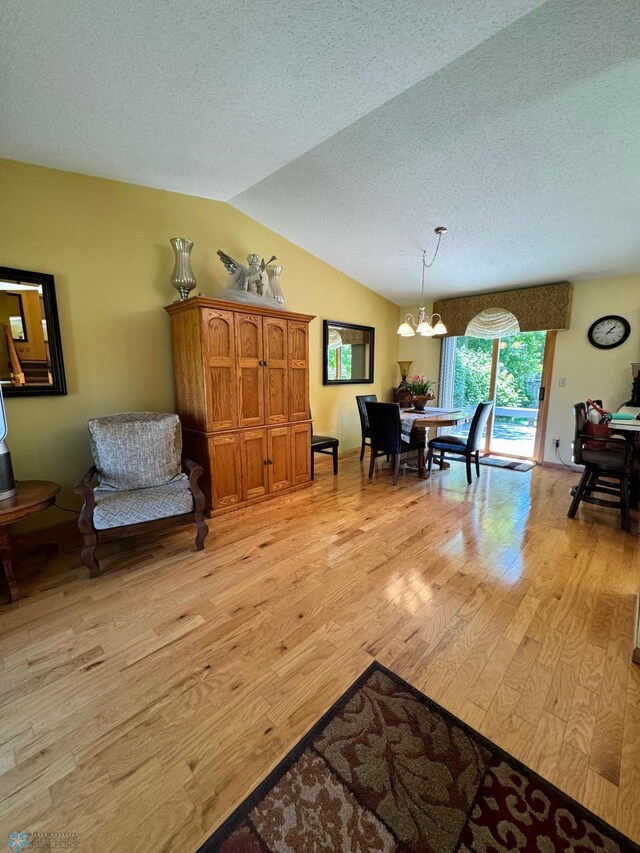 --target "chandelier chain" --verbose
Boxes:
[419,228,444,306]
